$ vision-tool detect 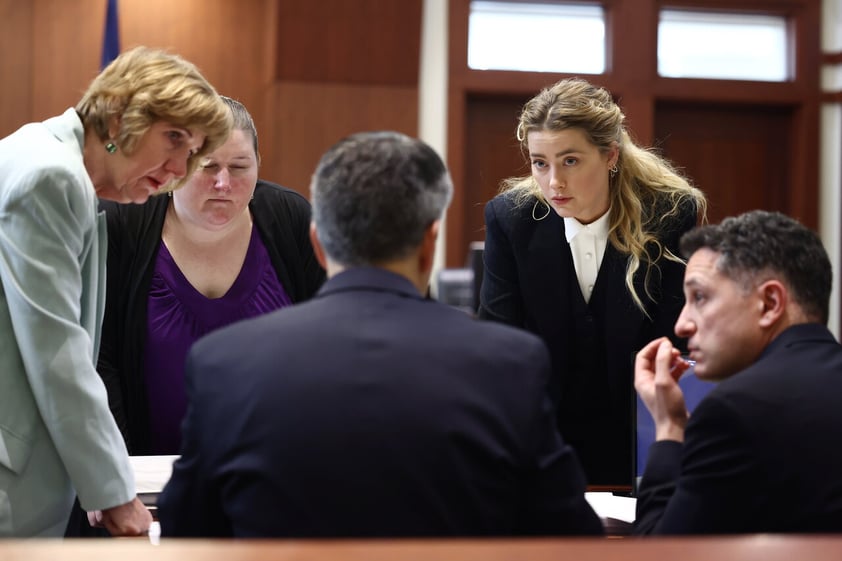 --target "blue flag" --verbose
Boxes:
[101,0,120,69]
